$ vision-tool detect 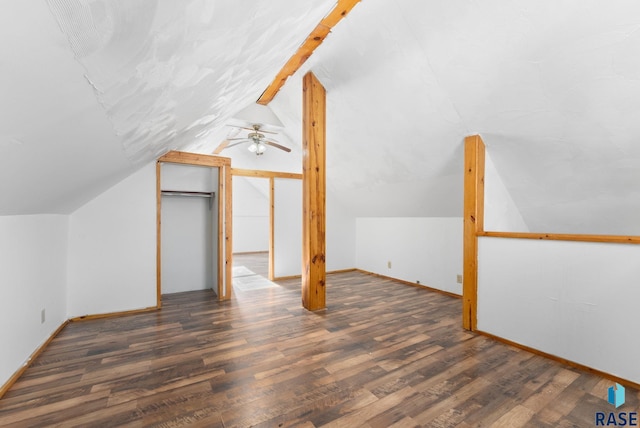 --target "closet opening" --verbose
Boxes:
[156,152,232,306]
